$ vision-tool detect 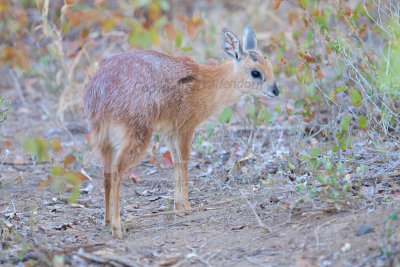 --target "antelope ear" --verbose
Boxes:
[243,26,257,51]
[221,28,244,61]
